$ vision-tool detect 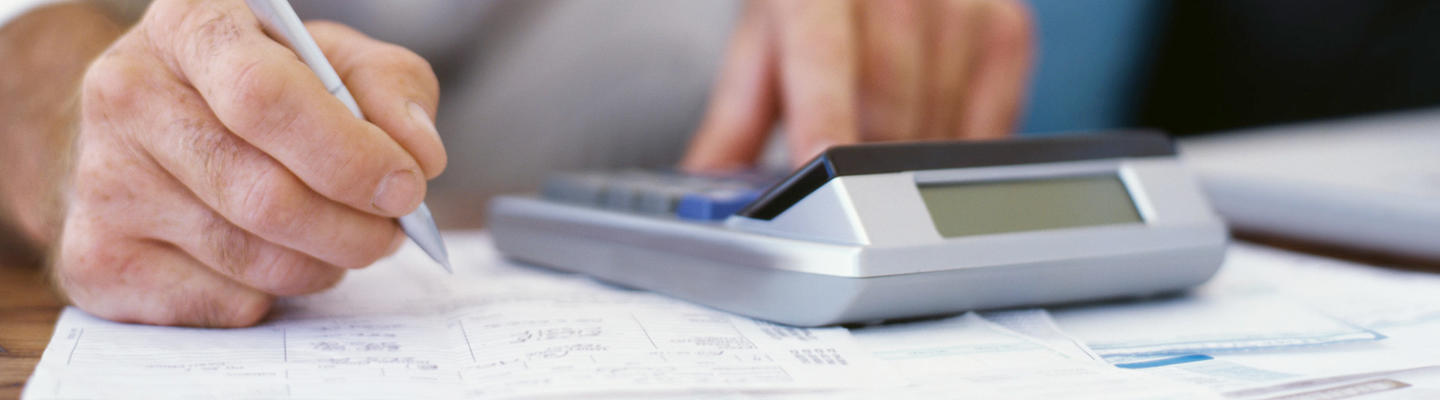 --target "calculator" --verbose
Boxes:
[489,132,1228,326]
